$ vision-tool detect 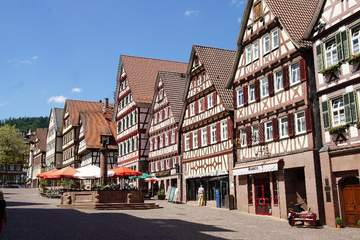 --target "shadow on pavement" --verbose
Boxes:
[6,201,50,207]
[4,207,233,240]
